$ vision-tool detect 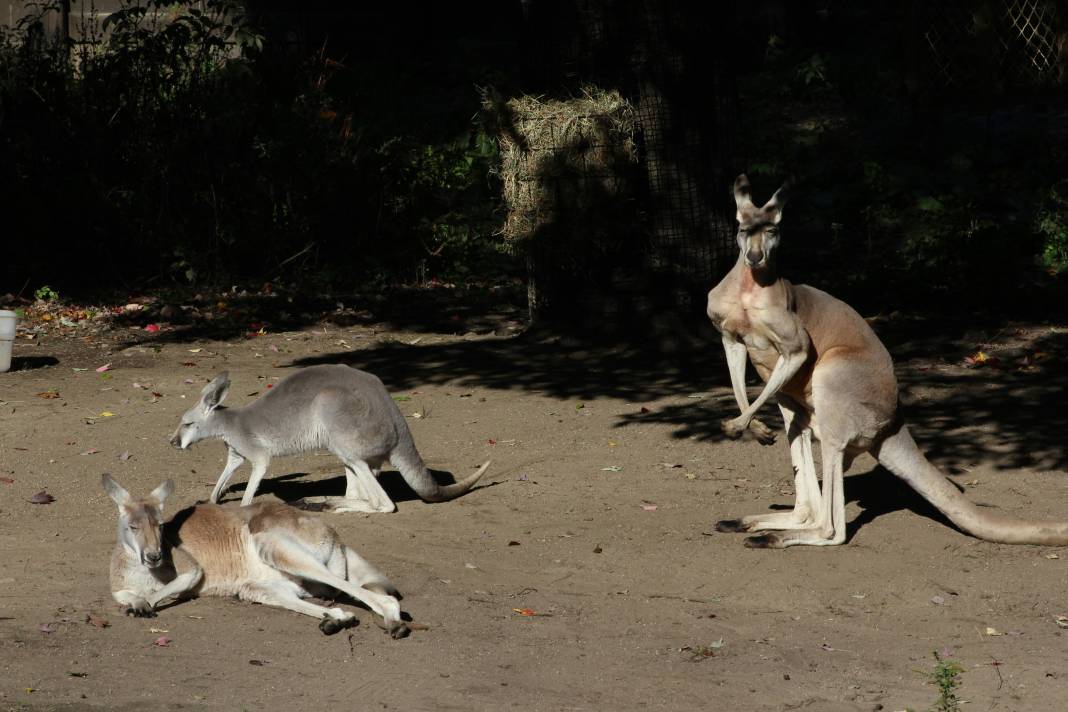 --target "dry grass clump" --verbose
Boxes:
[484,87,637,247]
